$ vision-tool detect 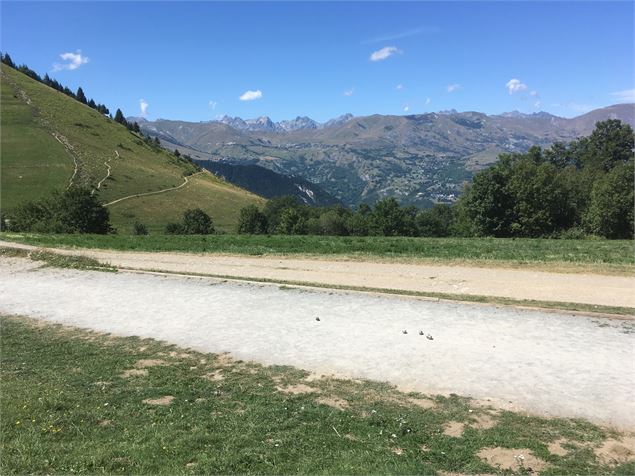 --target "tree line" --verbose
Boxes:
[237,120,634,239]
